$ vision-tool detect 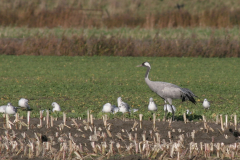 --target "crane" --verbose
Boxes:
[137,62,197,121]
